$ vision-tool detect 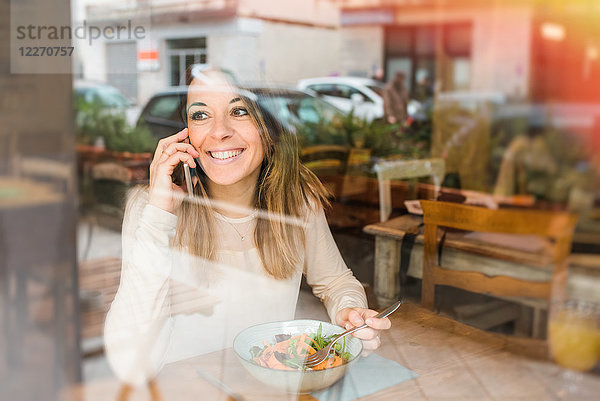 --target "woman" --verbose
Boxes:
[104,69,391,385]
